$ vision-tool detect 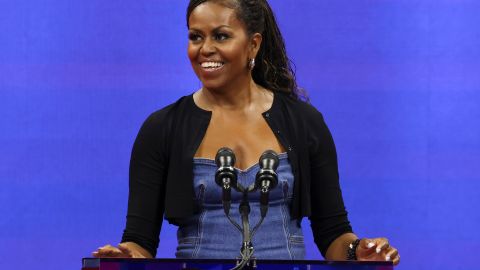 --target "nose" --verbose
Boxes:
[200,38,216,56]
